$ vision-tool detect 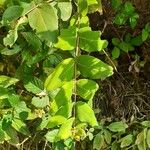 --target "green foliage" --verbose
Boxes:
[1,0,150,149]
